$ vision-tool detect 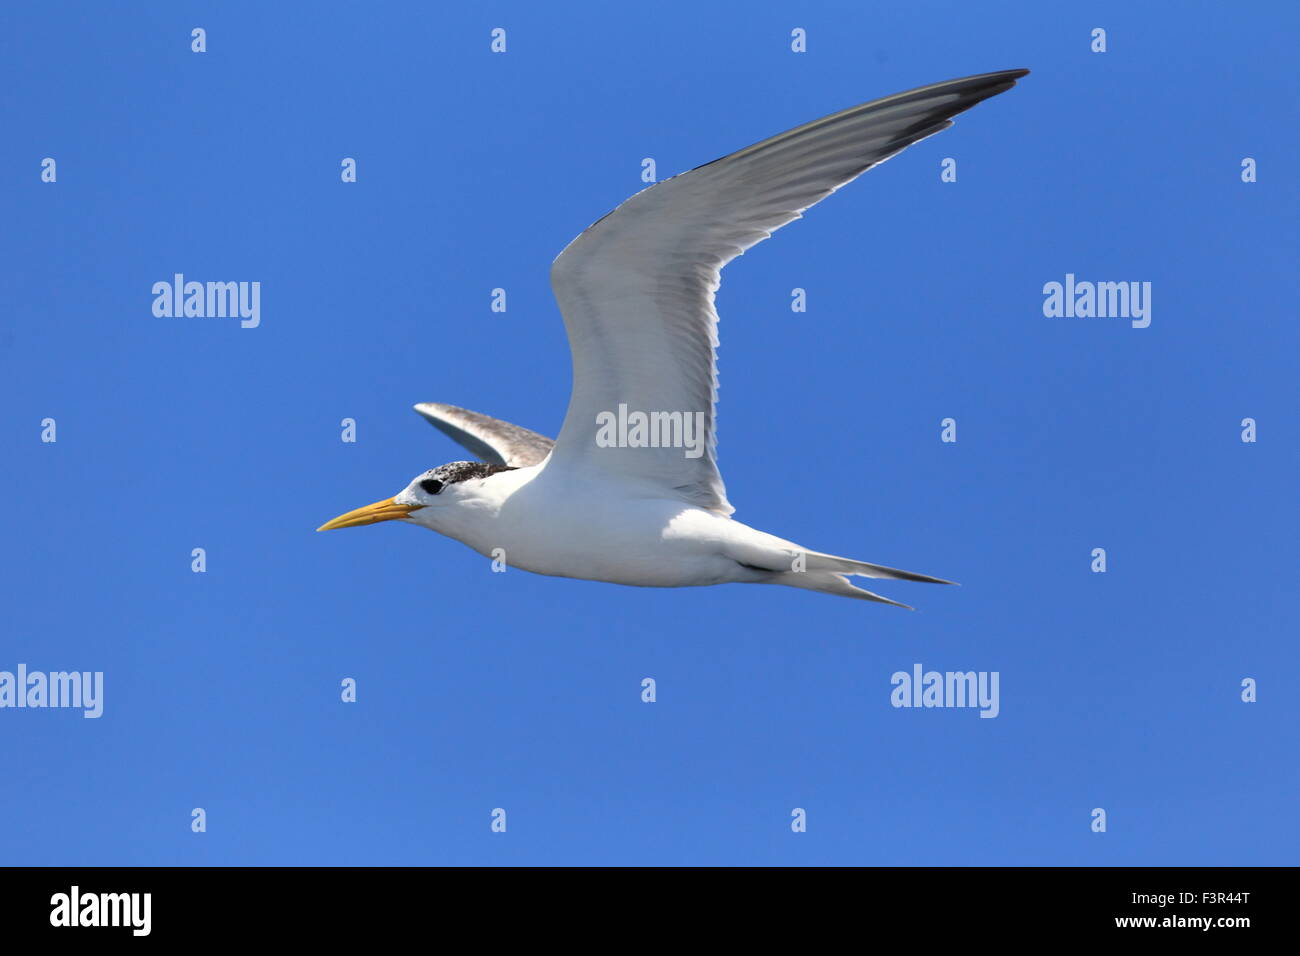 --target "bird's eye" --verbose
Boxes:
[419,479,443,495]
